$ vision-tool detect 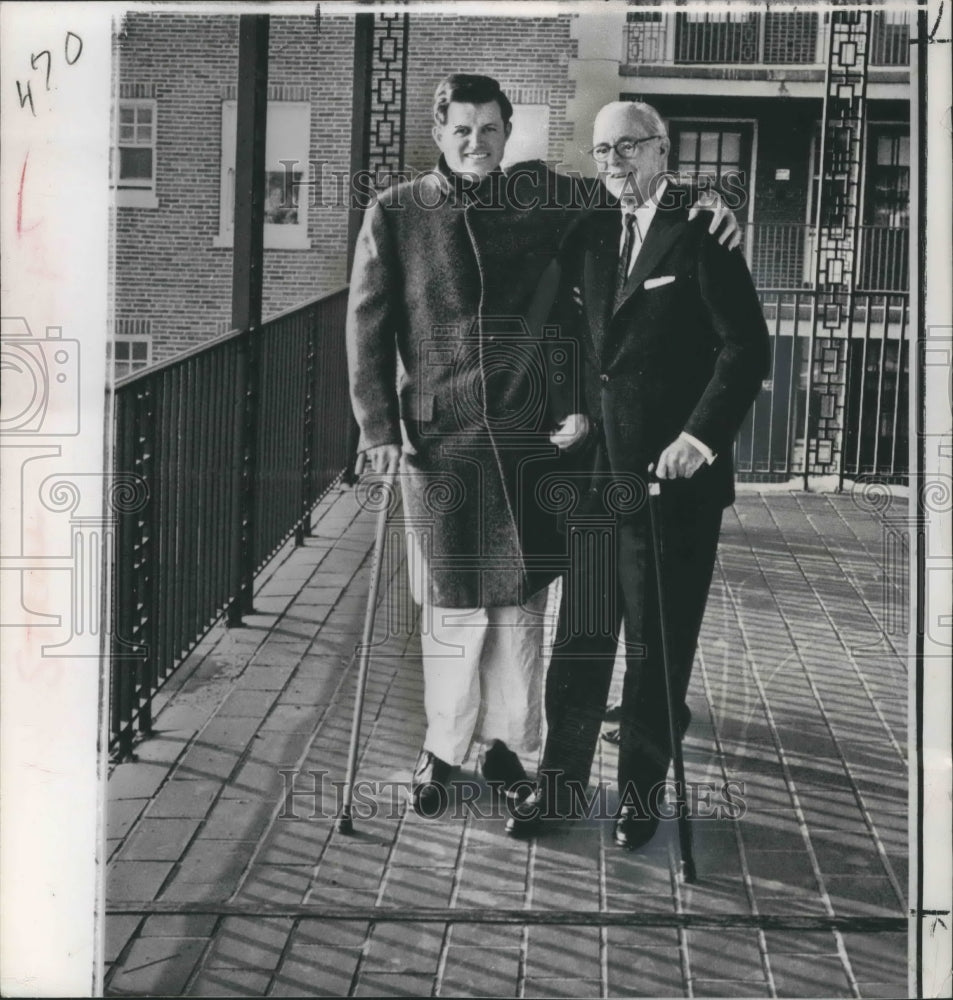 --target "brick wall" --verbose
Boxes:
[115,11,576,365]
[403,15,577,171]
[115,12,354,362]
